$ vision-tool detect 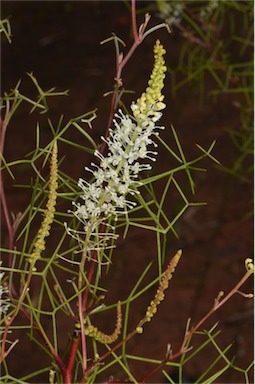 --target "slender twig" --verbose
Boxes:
[100,5,152,155]
[63,329,81,384]
[0,128,66,373]
[180,268,253,350]
[0,289,66,371]
[82,326,138,383]
[172,20,210,50]
[77,230,92,373]
[77,1,152,379]
[138,267,253,383]
[0,113,16,268]
[62,4,149,371]
[131,0,138,42]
